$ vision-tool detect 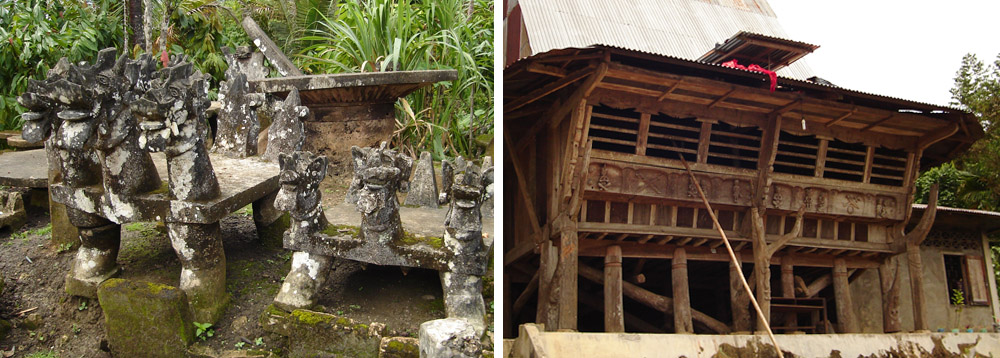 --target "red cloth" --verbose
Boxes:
[721,59,777,92]
[160,50,170,68]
